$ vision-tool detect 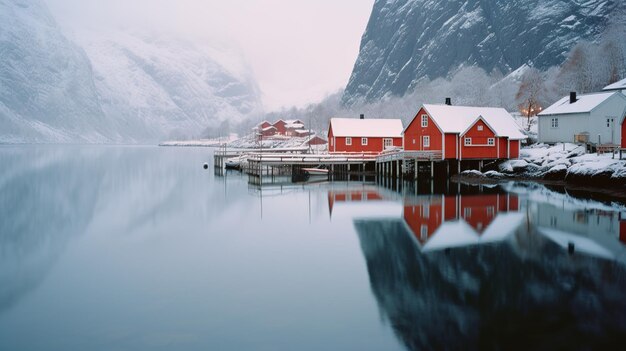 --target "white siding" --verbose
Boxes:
[538,113,588,143]
[588,96,626,145]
